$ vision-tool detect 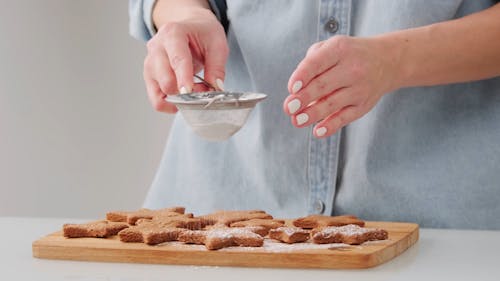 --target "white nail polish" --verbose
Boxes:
[316,127,327,137]
[292,80,303,94]
[287,99,301,114]
[296,113,309,125]
[215,78,225,91]
[179,86,189,94]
